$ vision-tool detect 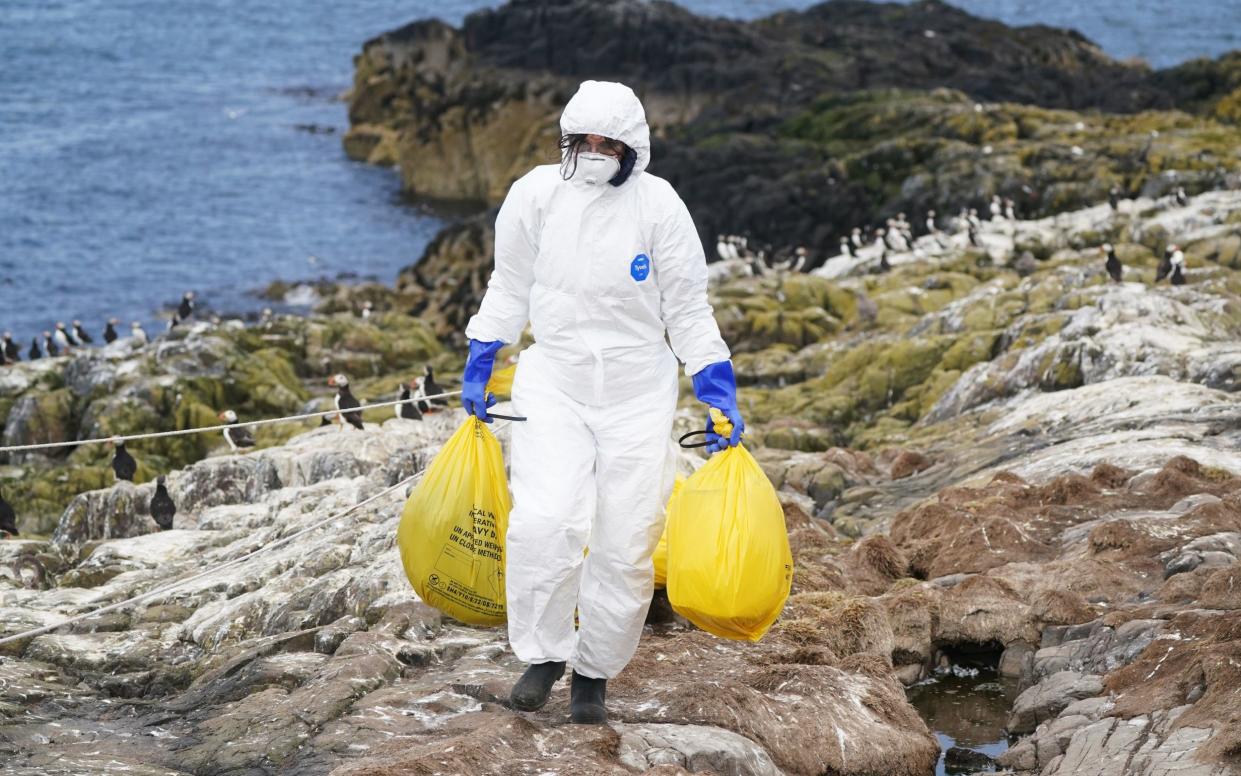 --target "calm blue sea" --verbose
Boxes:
[1,0,1237,343]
